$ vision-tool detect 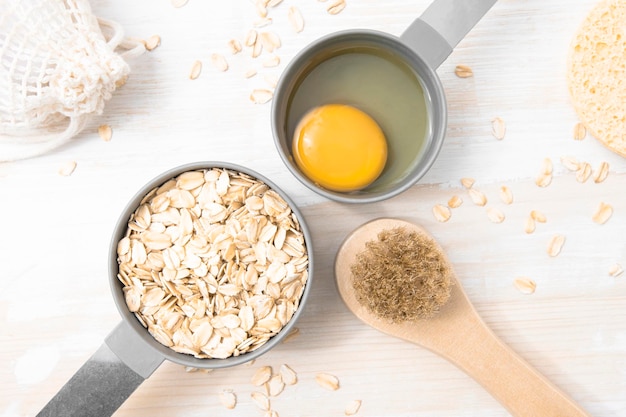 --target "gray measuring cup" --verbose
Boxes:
[36,162,314,417]
[272,0,497,203]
